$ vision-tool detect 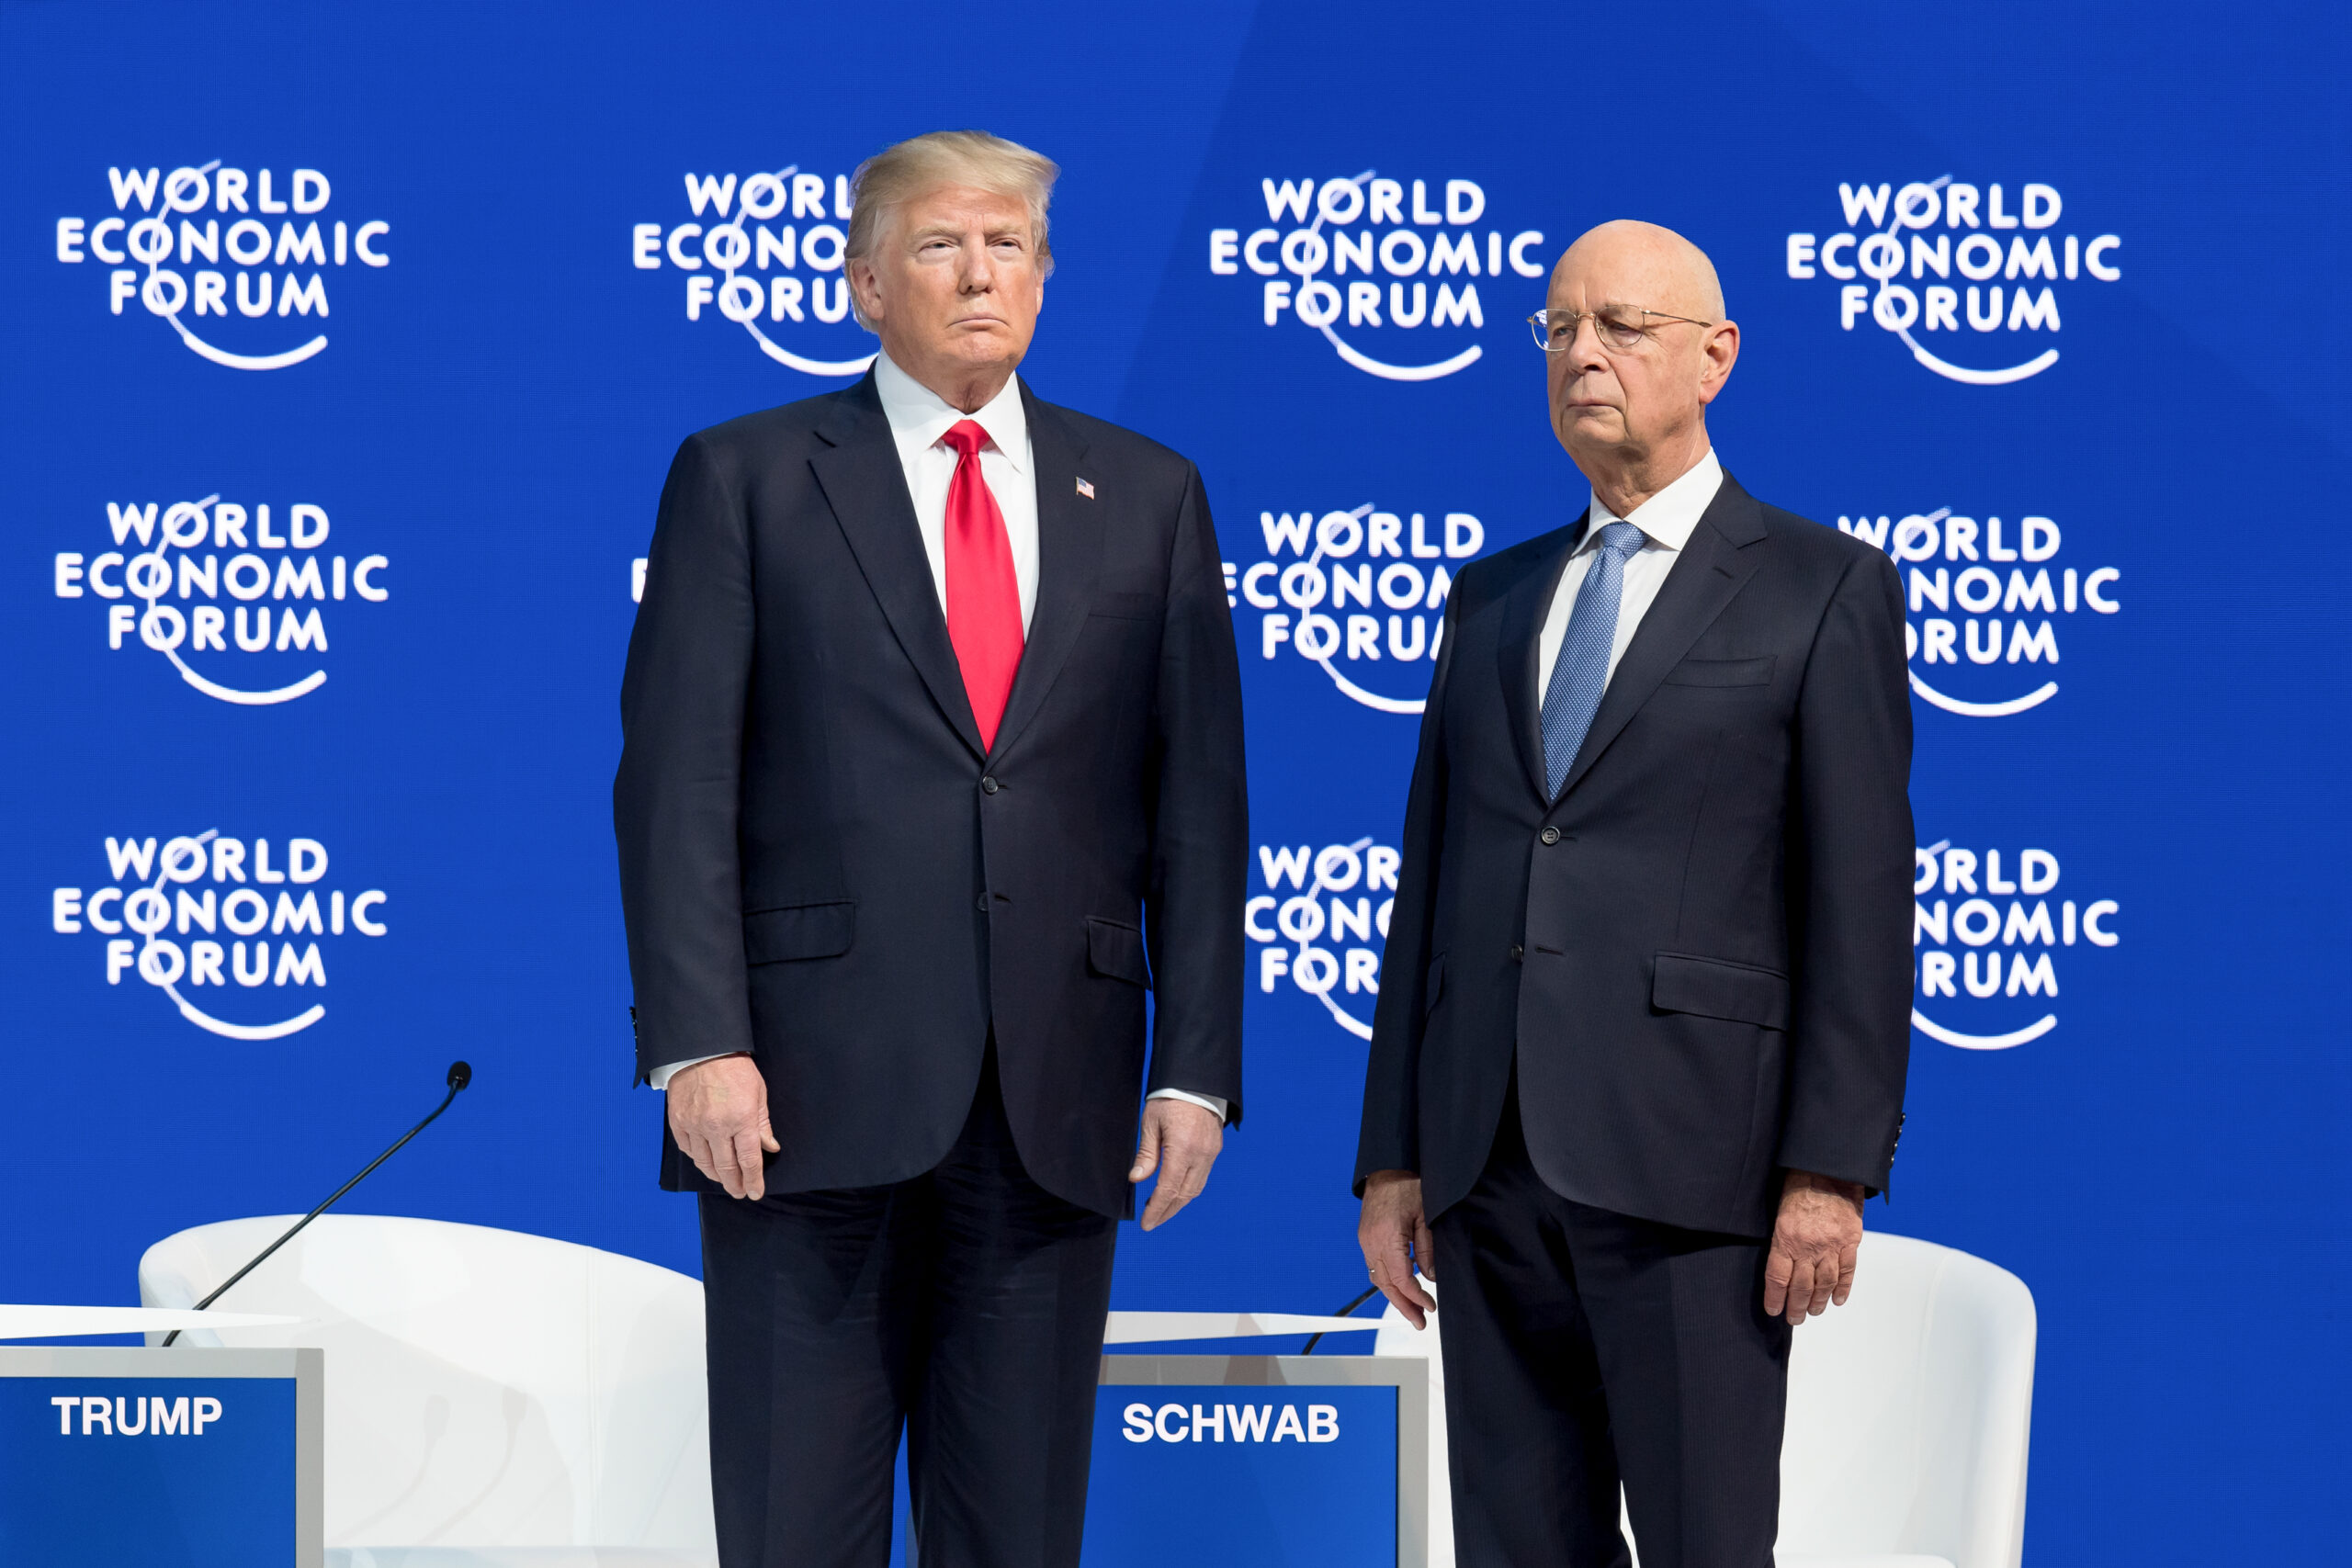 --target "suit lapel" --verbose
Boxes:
[1498,518,1586,803]
[808,372,987,760]
[1553,473,1770,801]
[988,384,1099,761]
